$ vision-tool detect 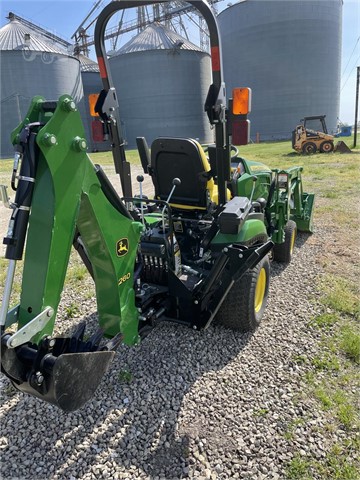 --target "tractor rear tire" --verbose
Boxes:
[216,255,270,332]
[320,141,334,153]
[302,142,317,154]
[273,220,297,263]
